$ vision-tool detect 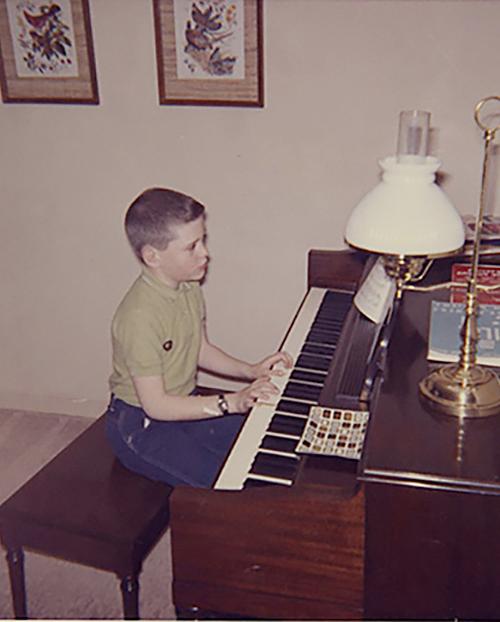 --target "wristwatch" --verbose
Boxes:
[217,394,230,416]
